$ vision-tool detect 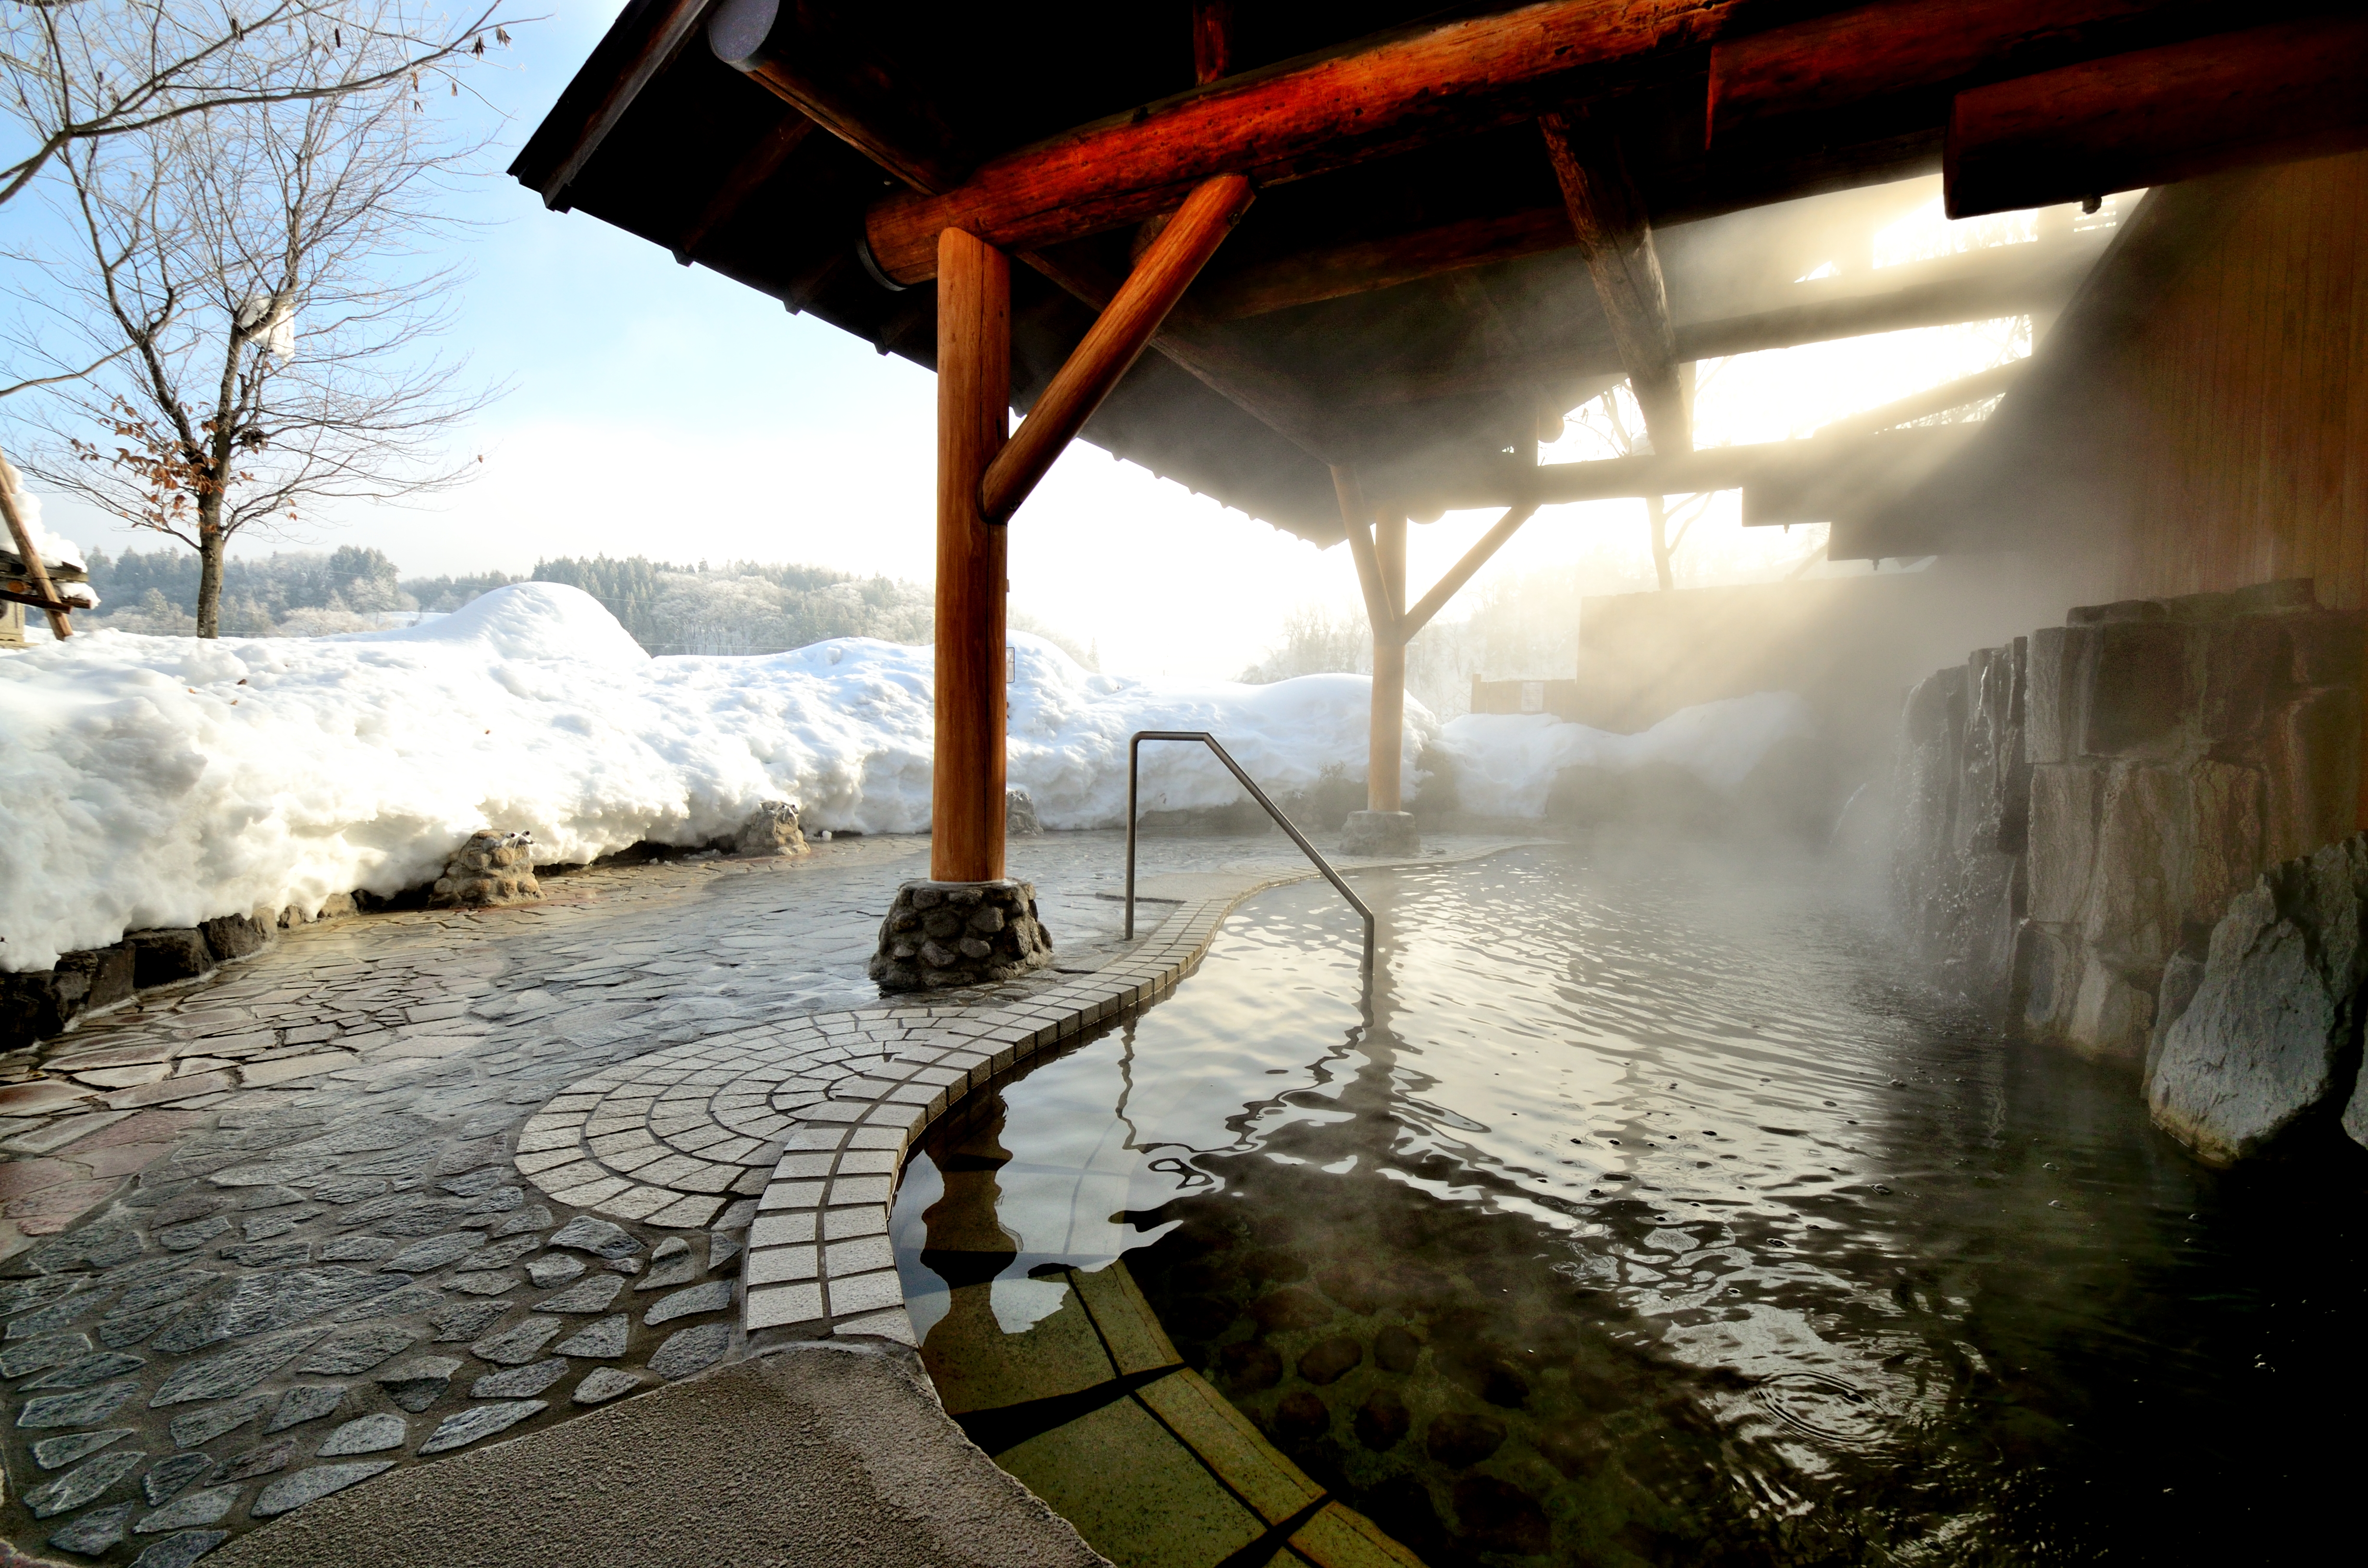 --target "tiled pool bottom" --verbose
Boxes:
[892,843,2368,1567]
